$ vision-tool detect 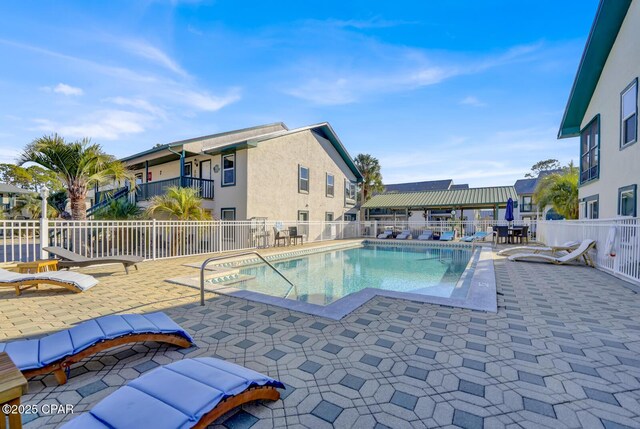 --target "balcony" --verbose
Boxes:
[136,176,214,201]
